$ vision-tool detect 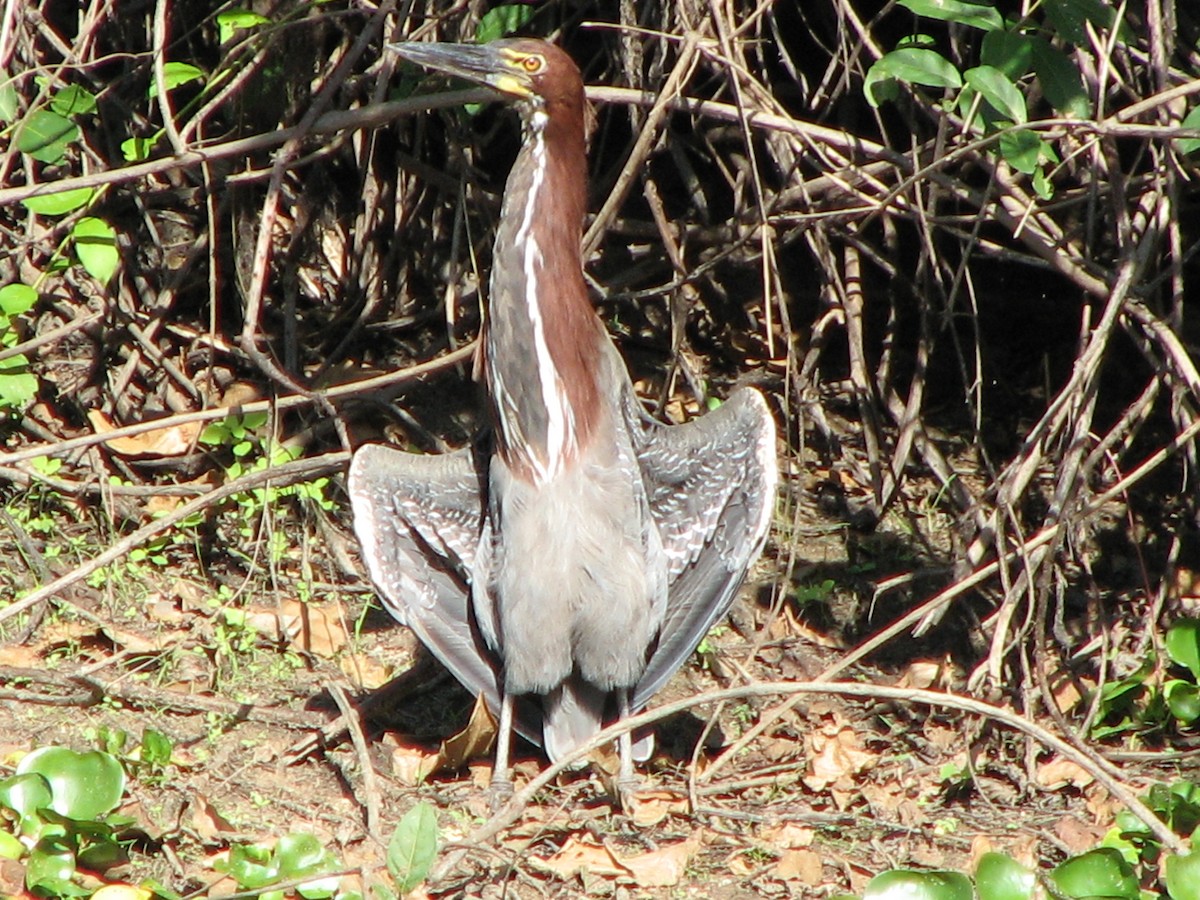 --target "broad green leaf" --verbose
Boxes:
[1050,848,1139,899]
[898,0,1002,30]
[16,747,126,820]
[217,9,270,44]
[71,216,119,284]
[864,869,973,900]
[1166,849,1200,900]
[0,829,22,859]
[1178,106,1200,156]
[217,842,280,889]
[981,30,1033,80]
[1043,0,1130,45]
[0,354,38,409]
[476,5,536,44]
[863,63,900,107]
[875,48,962,90]
[25,834,81,896]
[0,283,38,315]
[976,852,1036,900]
[1167,620,1200,680]
[965,65,1026,123]
[998,129,1043,174]
[0,772,54,827]
[386,802,438,894]
[1031,39,1091,118]
[148,62,206,99]
[49,84,97,116]
[1032,166,1053,200]
[1166,680,1200,724]
[15,109,79,163]
[21,186,95,216]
